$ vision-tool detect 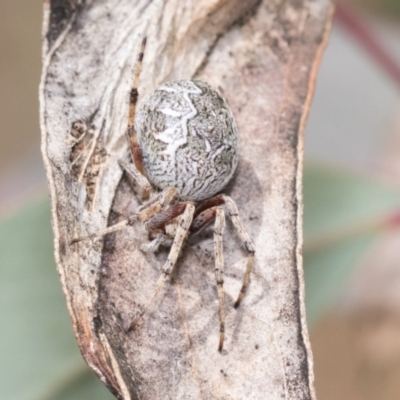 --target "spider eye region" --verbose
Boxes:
[135,80,239,201]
